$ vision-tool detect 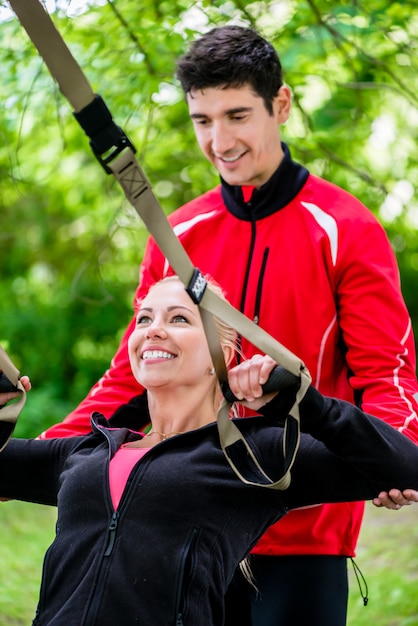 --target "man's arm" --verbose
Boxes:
[337,217,418,440]
[335,215,418,507]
